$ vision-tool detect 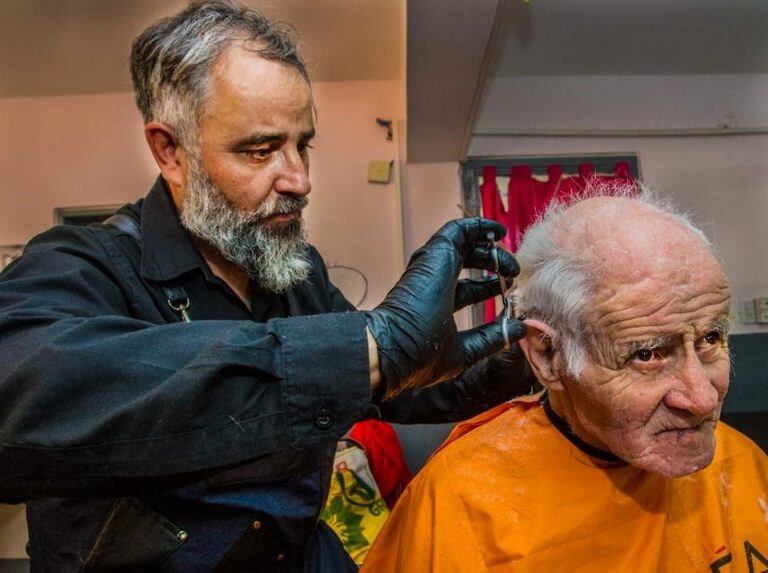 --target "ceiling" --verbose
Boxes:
[406,0,501,163]
[0,0,403,98]
[490,0,768,77]
[406,0,768,163]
